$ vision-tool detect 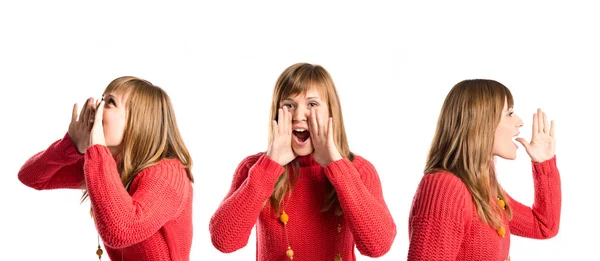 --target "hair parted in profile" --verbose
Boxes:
[82,76,193,202]
[424,79,513,228]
